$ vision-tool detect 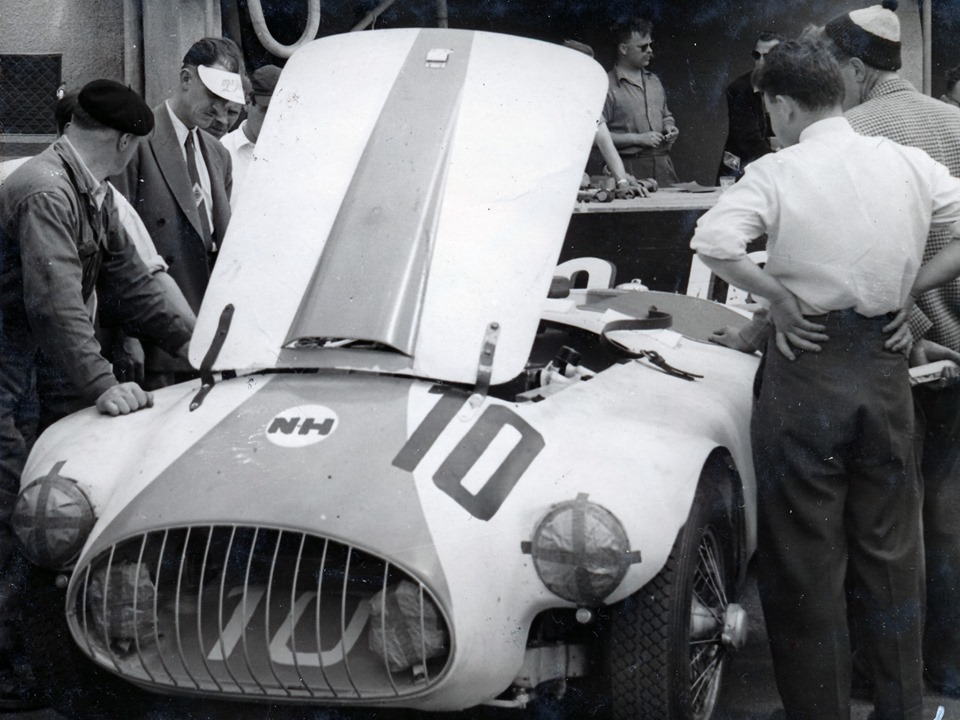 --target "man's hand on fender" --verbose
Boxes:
[710,326,755,353]
[96,383,154,417]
